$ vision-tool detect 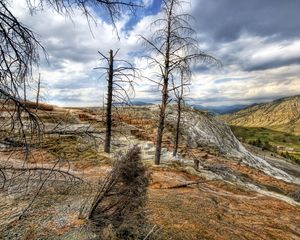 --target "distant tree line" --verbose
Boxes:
[280,151,300,164]
[247,138,300,164]
[248,139,274,151]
